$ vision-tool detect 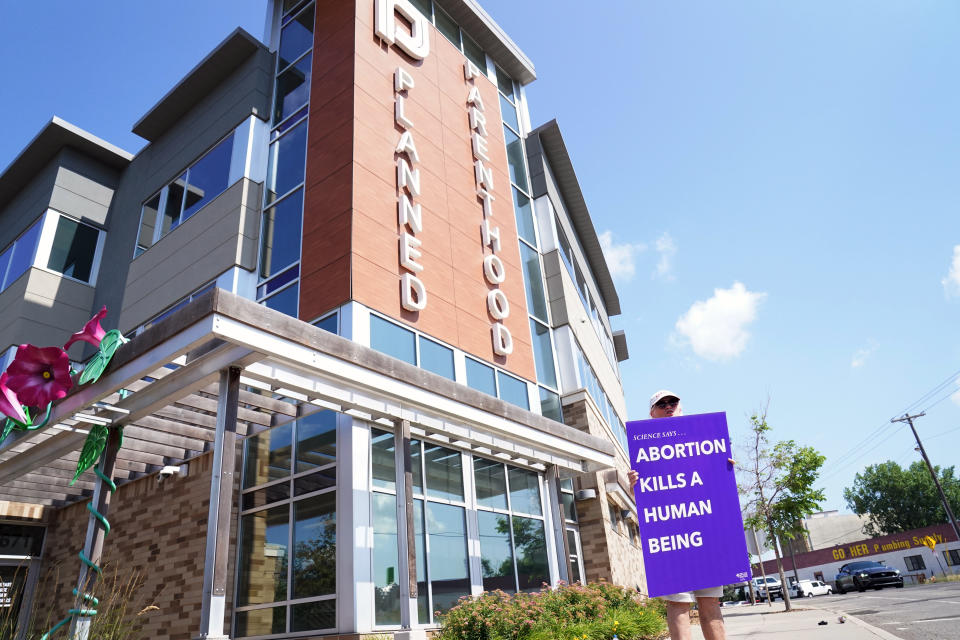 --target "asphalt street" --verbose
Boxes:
[799,582,960,640]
